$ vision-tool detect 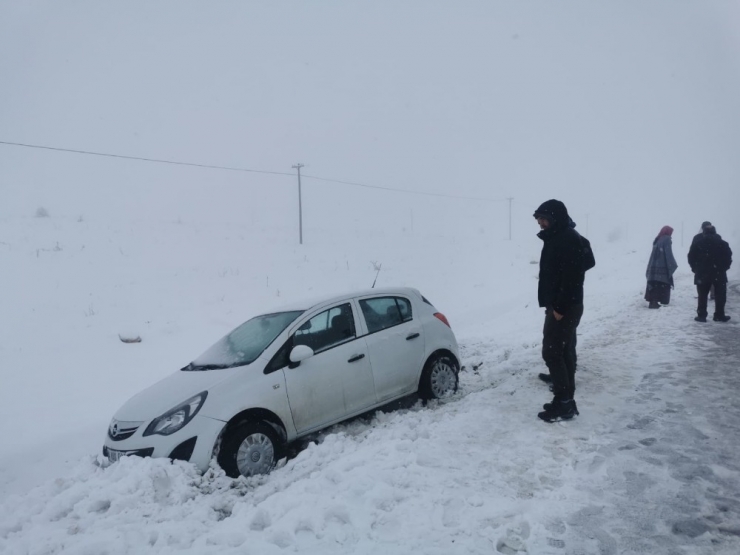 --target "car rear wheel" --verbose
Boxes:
[419,354,458,400]
[218,421,282,478]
